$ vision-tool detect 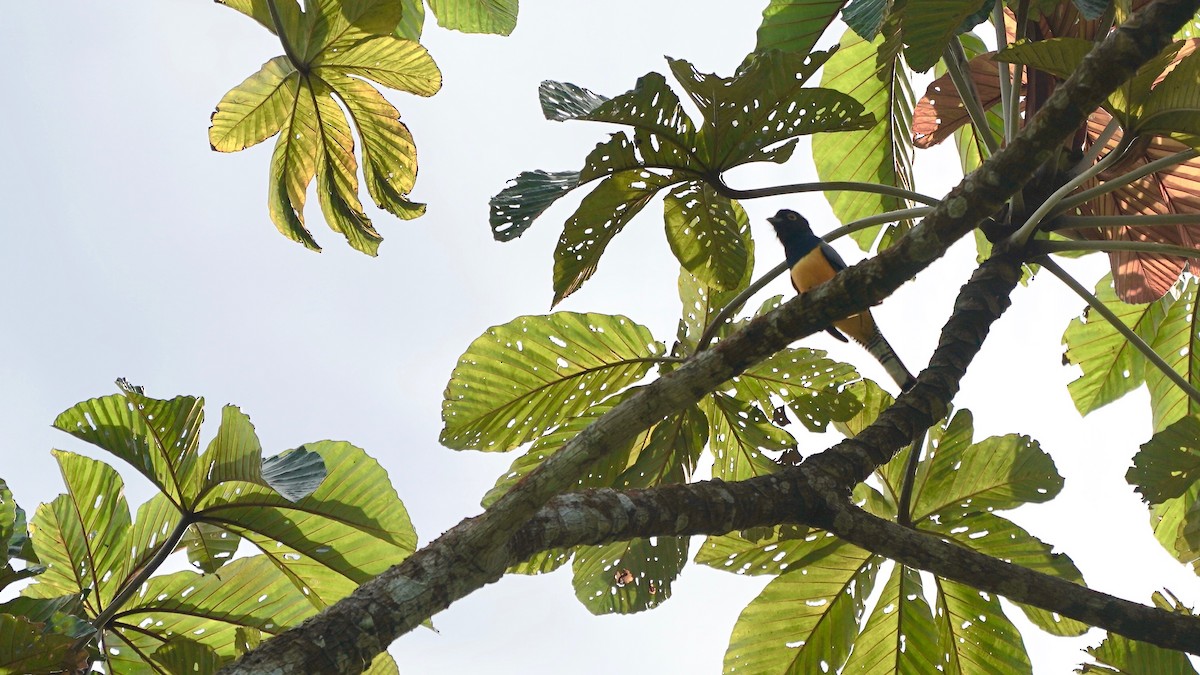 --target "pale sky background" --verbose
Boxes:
[1,2,1196,673]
